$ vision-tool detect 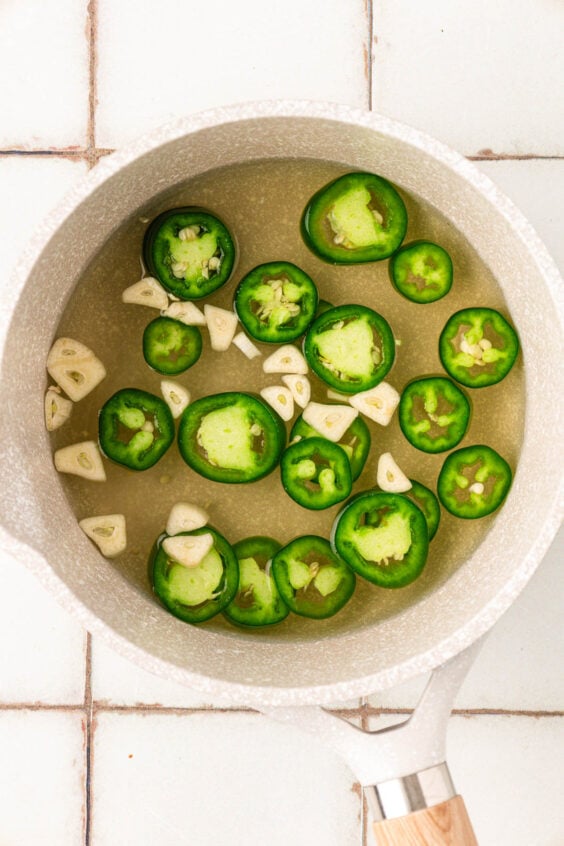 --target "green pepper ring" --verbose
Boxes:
[98,387,175,471]
[280,436,353,510]
[224,536,289,627]
[437,444,512,519]
[151,526,239,624]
